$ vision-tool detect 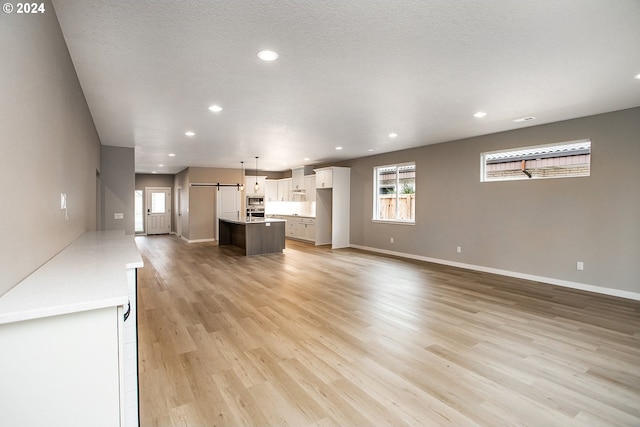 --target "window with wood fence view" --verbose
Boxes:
[481,140,591,182]
[374,163,415,222]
